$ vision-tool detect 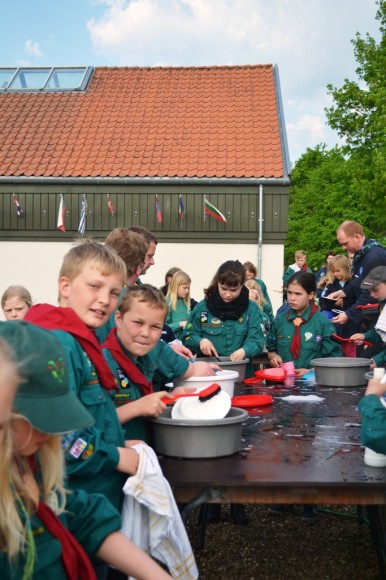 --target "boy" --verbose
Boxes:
[282,250,313,301]
[25,240,142,511]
